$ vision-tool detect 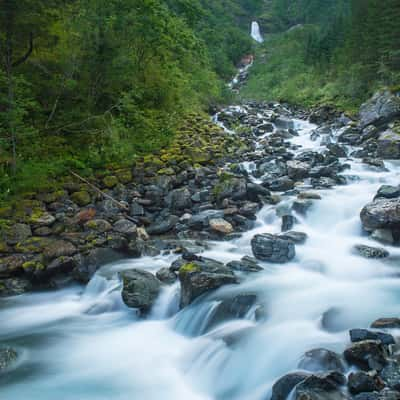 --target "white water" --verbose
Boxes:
[251,21,264,43]
[1,111,400,400]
